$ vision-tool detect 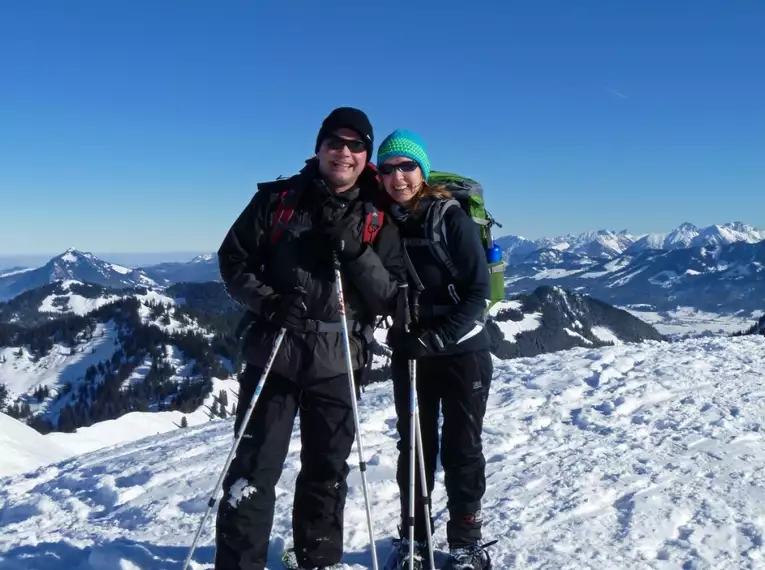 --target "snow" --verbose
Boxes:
[39,288,121,315]
[486,300,544,343]
[135,291,205,335]
[0,413,72,477]
[191,253,215,263]
[487,299,522,317]
[61,251,78,263]
[591,325,622,345]
[495,313,543,343]
[564,328,592,344]
[580,256,636,279]
[45,377,239,456]
[107,263,132,275]
[0,267,35,278]
[3,336,765,569]
[530,267,582,279]
[0,322,120,400]
[623,306,758,338]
